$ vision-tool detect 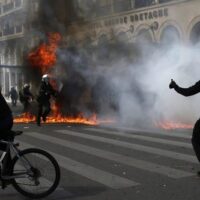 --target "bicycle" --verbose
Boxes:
[0,130,60,199]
